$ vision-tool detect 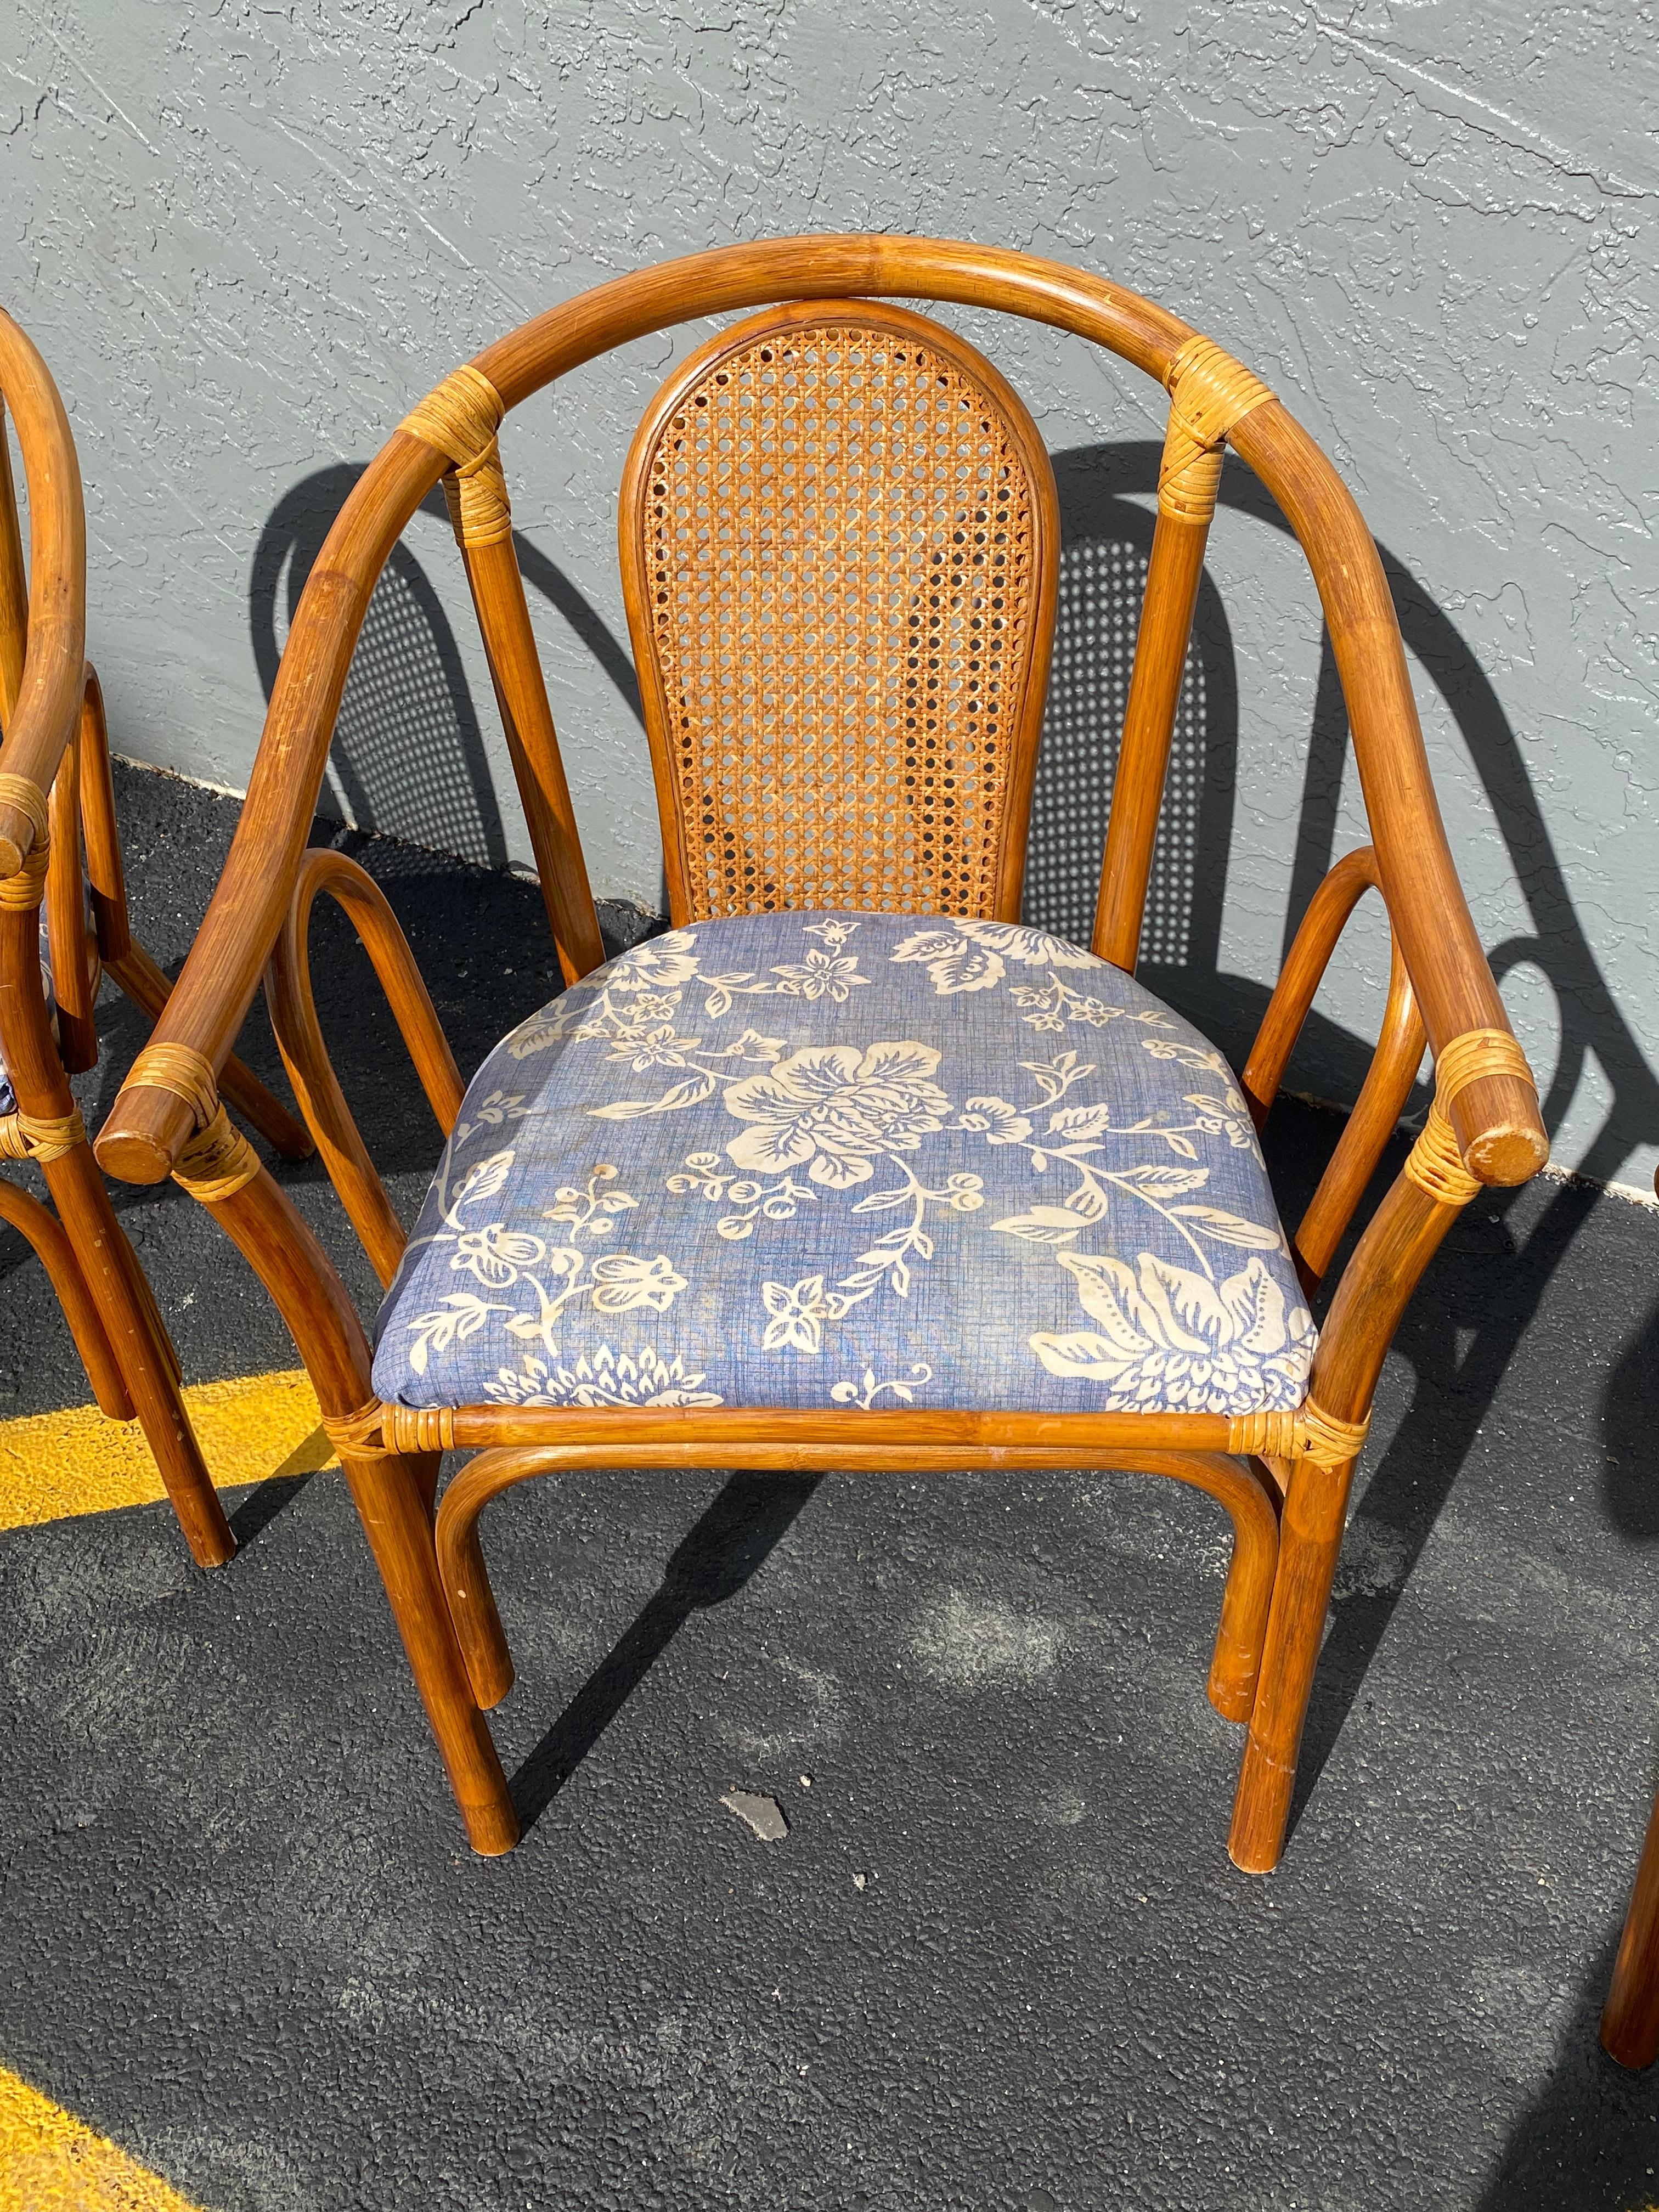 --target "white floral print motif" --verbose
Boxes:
[724,1042,952,1189]
[721,1044,984,1350]
[890,918,1182,1036]
[890,917,1098,996]
[396,1154,687,1378]
[372,909,1314,1418]
[830,1362,934,1408]
[505,921,873,1124]
[484,1344,724,1408]
[450,1087,531,1149]
[1030,1251,1314,1414]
